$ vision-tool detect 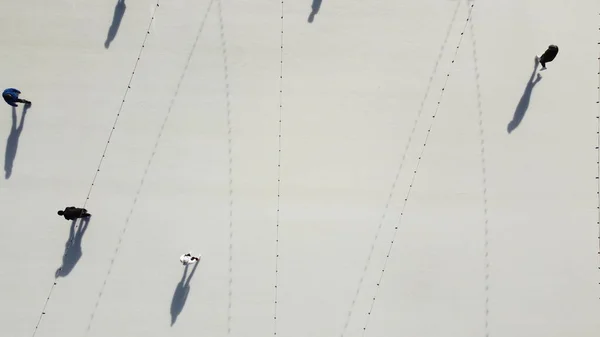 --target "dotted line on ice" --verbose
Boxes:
[338,1,464,335]
[596,11,600,300]
[83,3,161,208]
[274,0,285,335]
[32,1,160,337]
[360,3,476,336]
[468,11,491,337]
[216,0,235,334]
[30,4,161,337]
